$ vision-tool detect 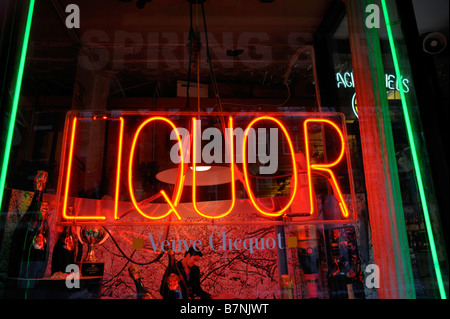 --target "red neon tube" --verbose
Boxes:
[62,117,106,220]
[303,118,349,217]
[242,116,298,217]
[128,117,184,220]
[114,117,124,219]
[191,117,236,219]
